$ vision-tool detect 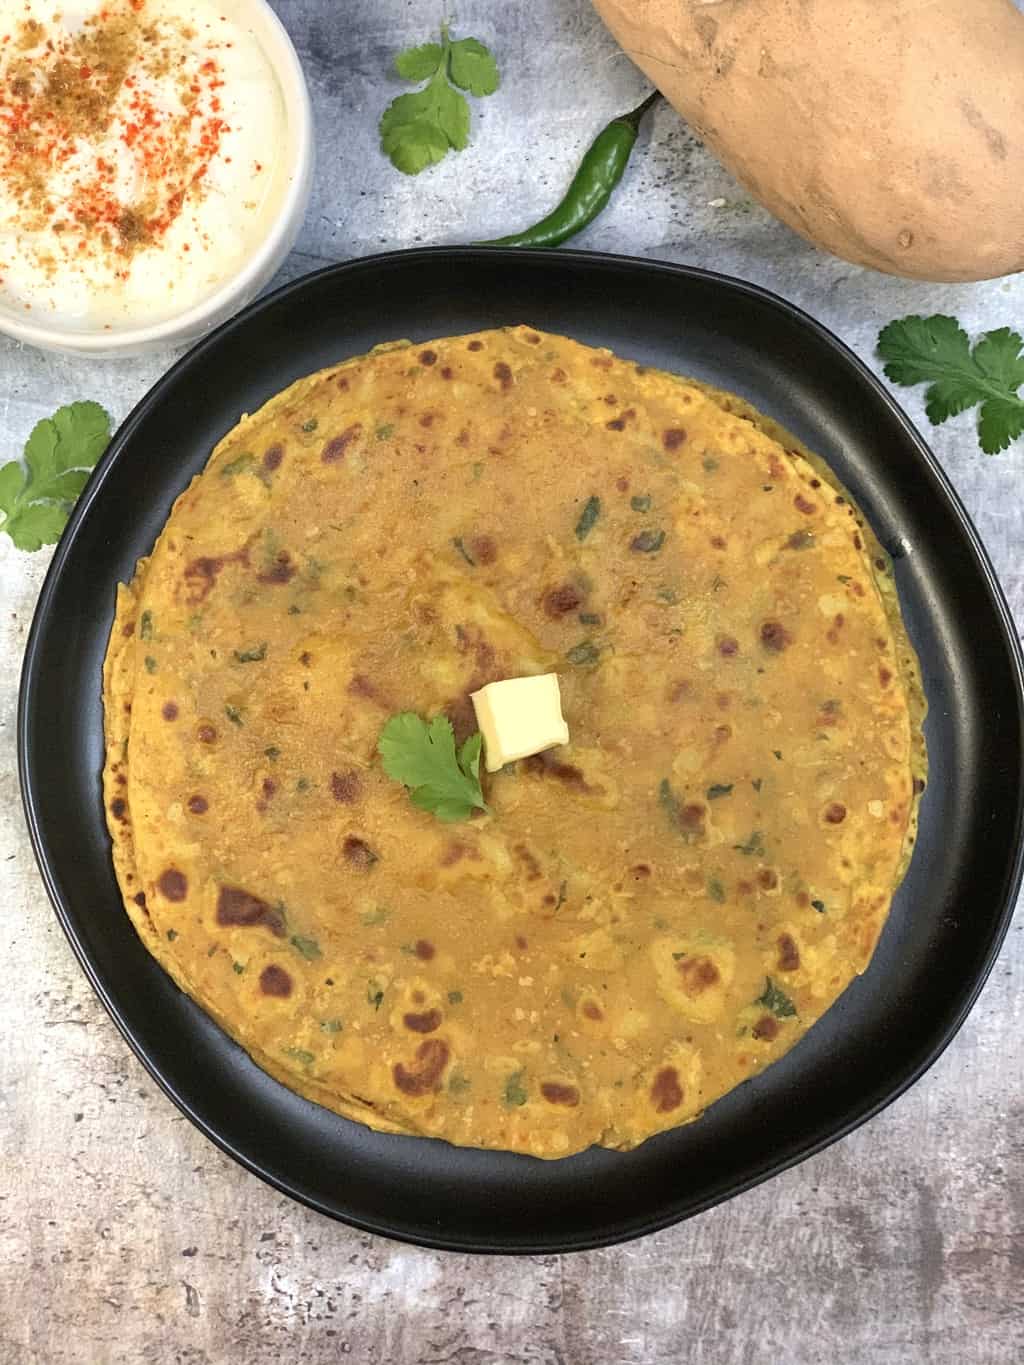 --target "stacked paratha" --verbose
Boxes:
[103,326,925,1158]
